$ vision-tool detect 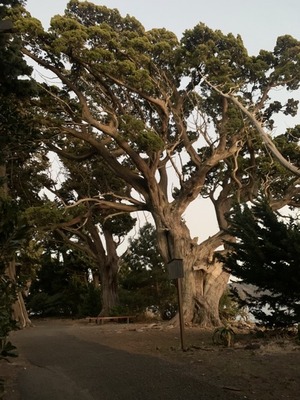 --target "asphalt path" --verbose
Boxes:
[10,321,244,400]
